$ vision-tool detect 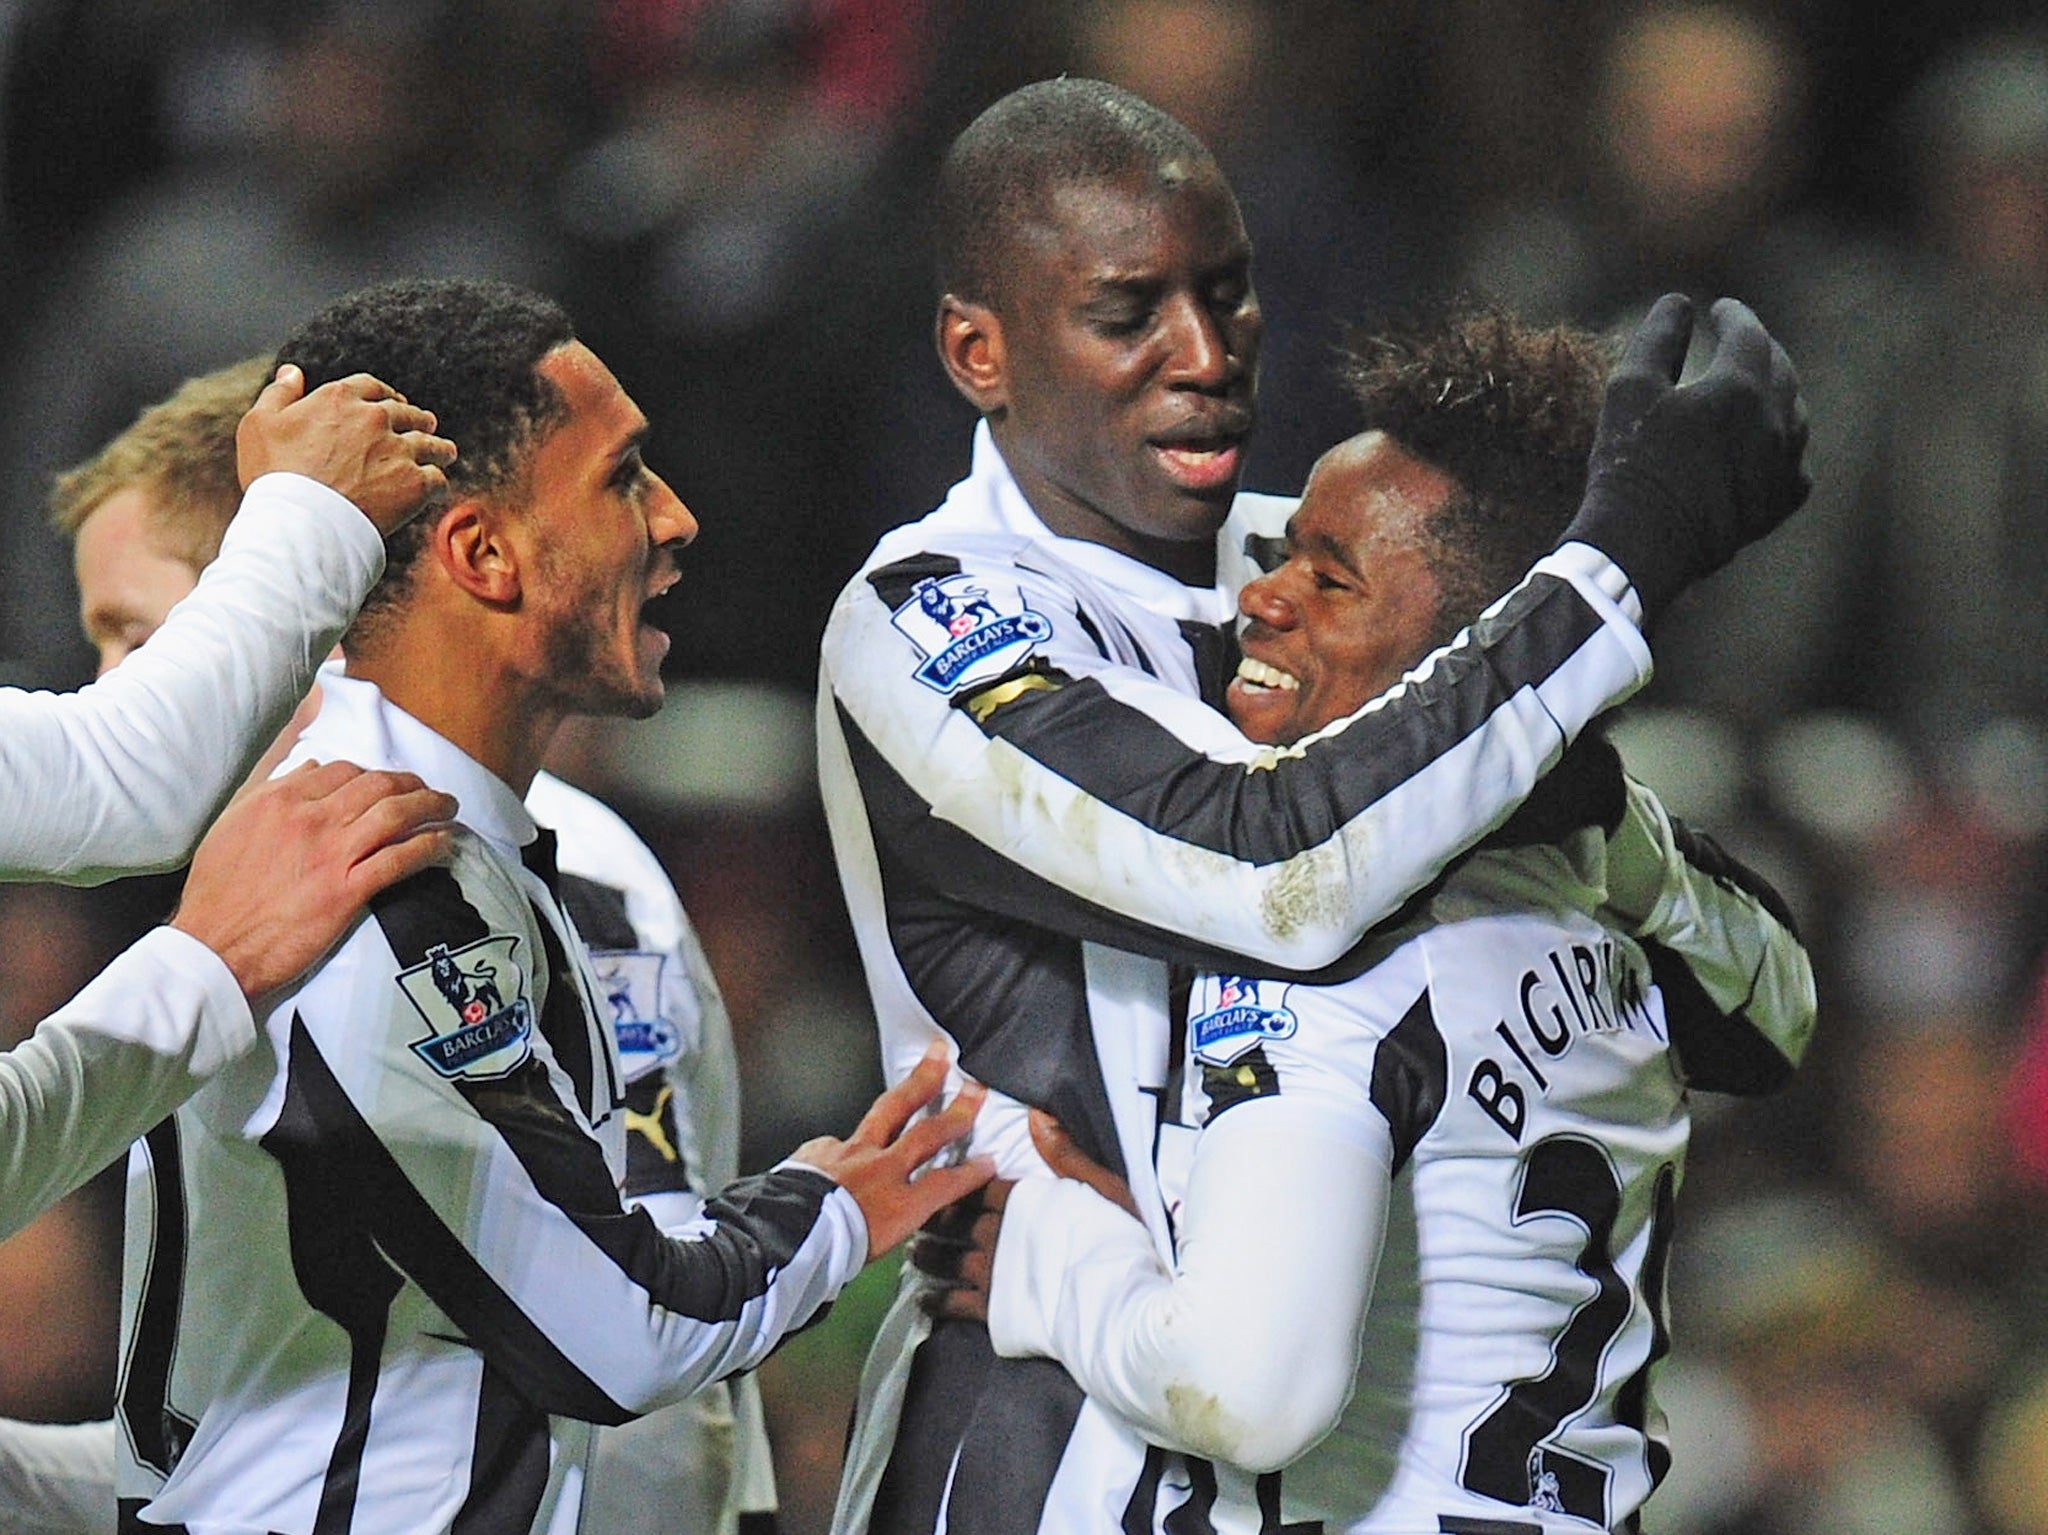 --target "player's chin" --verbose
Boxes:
[620,667,666,720]
[1223,678,1298,745]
